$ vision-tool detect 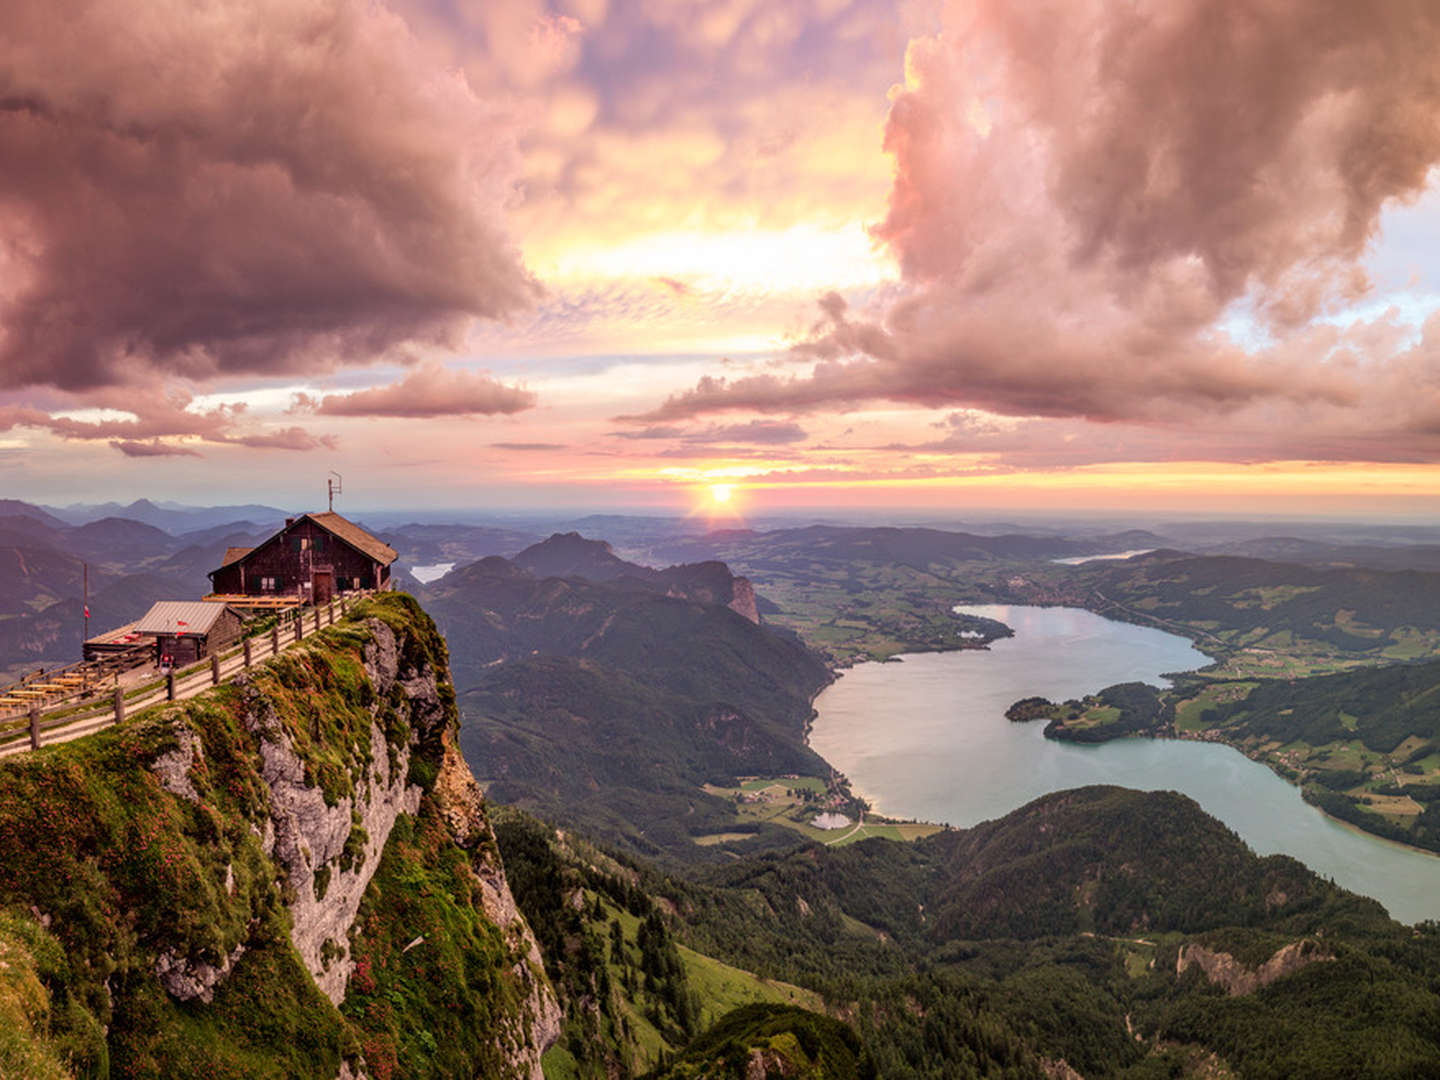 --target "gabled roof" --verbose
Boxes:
[304,512,397,565]
[221,546,254,567]
[135,601,240,635]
